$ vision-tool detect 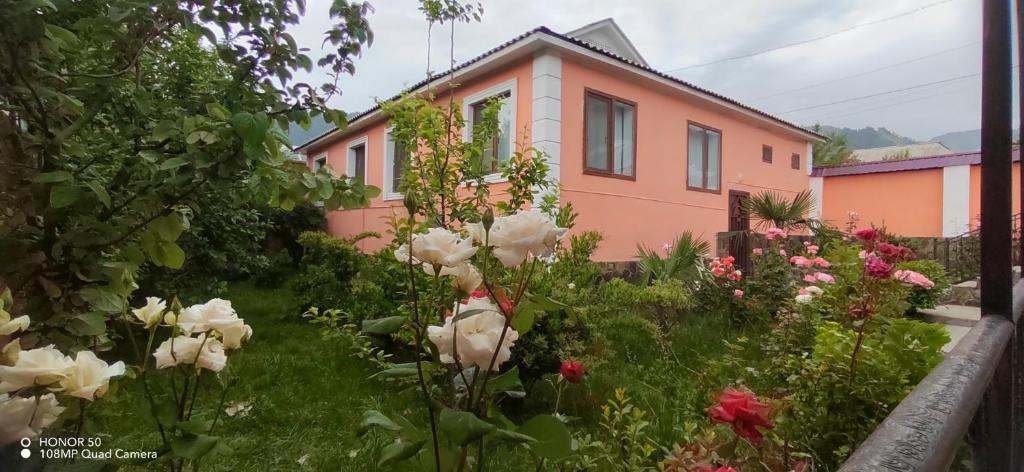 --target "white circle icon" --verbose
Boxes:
[19,438,30,447]
[20,448,30,459]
